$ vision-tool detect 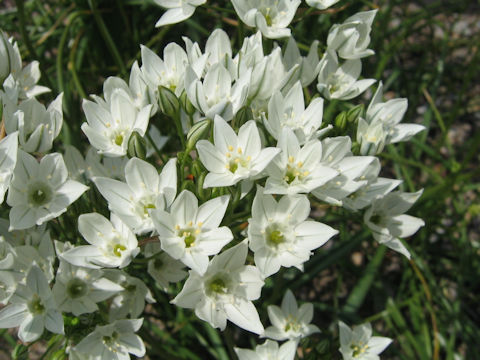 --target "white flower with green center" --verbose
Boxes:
[145,243,187,291]
[172,240,265,334]
[197,115,280,188]
[0,265,63,342]
[231,0,301,39]
[265,128,338,195]
[141,43,192,97]
[327,10,377,60]
[365,82,426,147]
[264,289,320,342]
[263,81,330,144]
[364,190,425,259]
[248,187,338,277]
[93,157,177,234]
[153,0,206,27]
[81,88,152,157]
[151,190,232,275]
[0,131,18,204]
[52,257,124,316]
[185,63,250,121]
[61,212,140,269]
[7,150,88,230]
[339,321,392,360]
[103,270,155,321]
[317,50,376,100]
[73,318,145,360]
[235,339,297,360]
